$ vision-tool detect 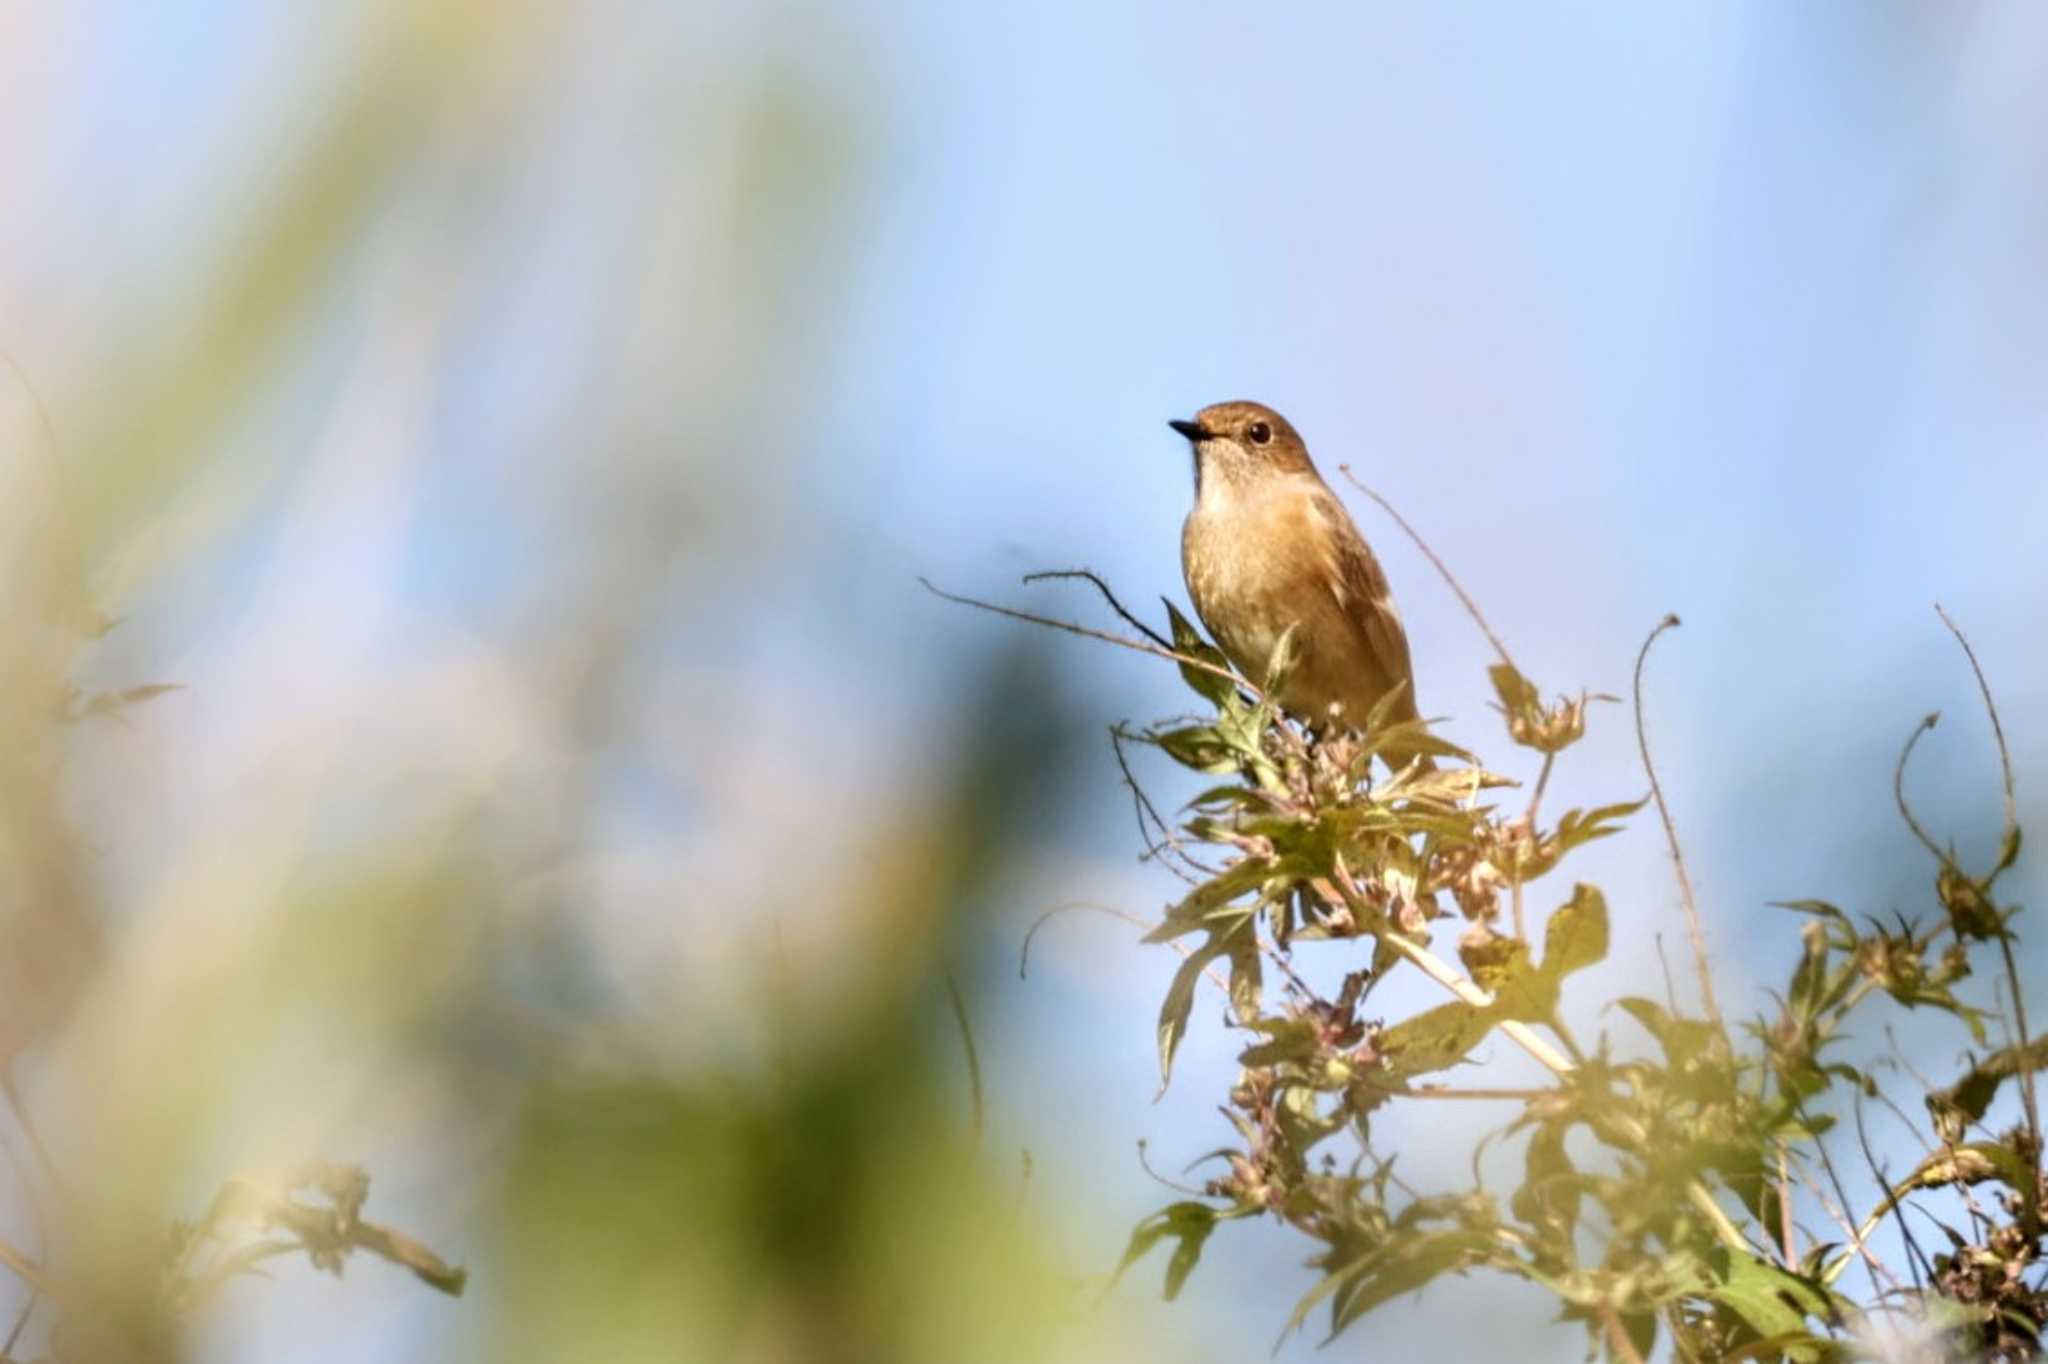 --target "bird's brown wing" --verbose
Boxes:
[1312,487,1423,728]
